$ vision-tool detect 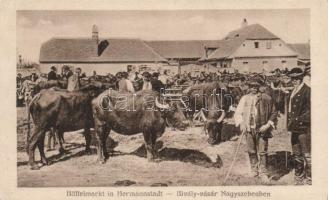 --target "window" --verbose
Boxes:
[254,42,259,48]
[235,34,239,37]
[243,61,248,65]
[282,60,286,63]
[242,43,246,47]
[262,61,268,64]
[266,41,272,49]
